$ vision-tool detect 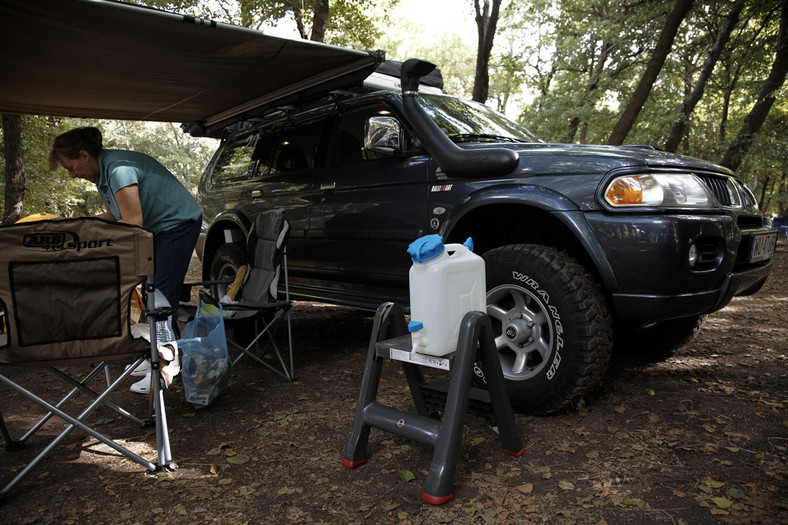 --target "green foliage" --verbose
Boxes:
[7,0,788,215]
[170,0,395,48]
[376,2,476,98]
[503,0,788,214]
